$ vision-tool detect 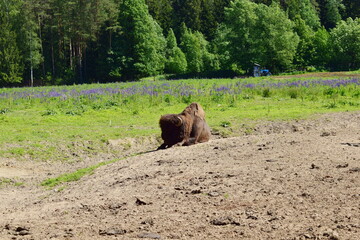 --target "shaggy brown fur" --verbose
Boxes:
[157,102,210,149]
[188,114,211,145]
